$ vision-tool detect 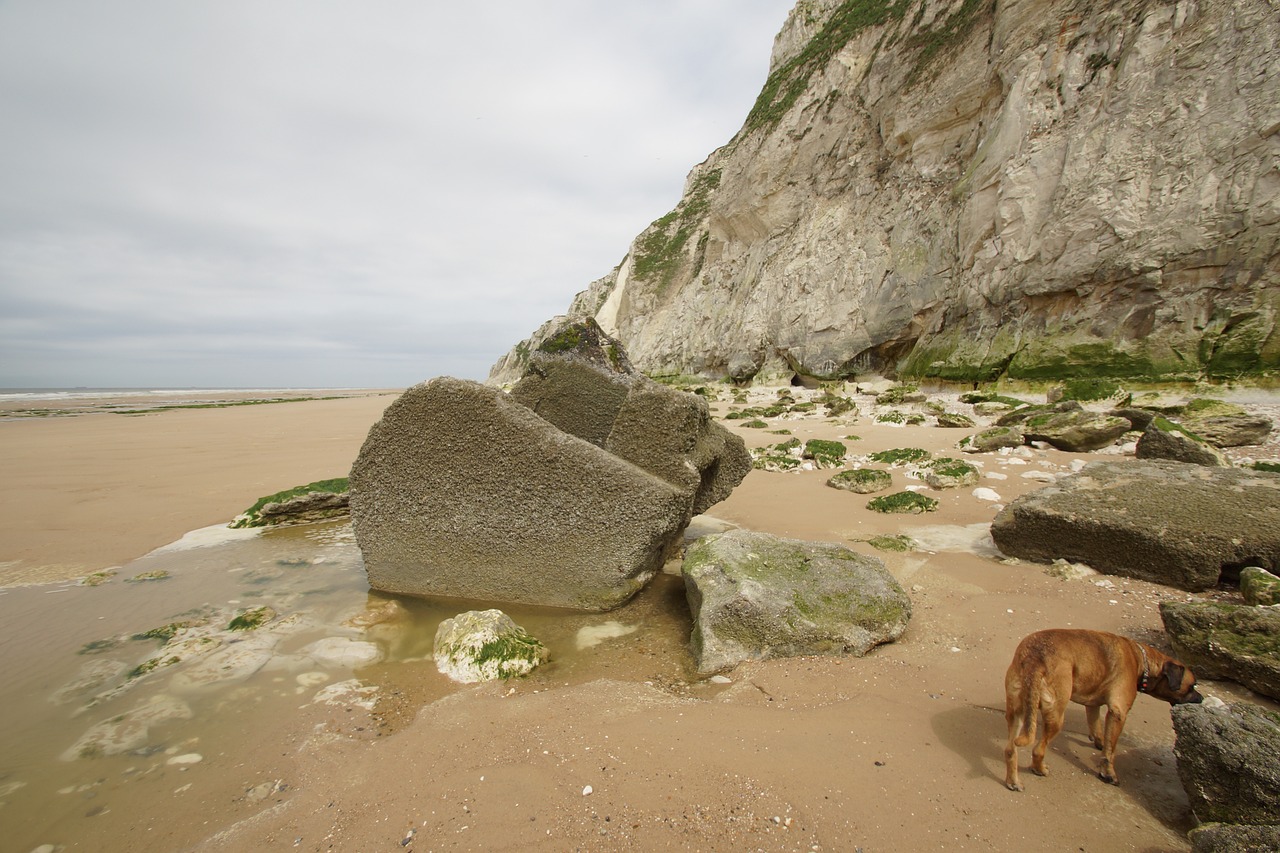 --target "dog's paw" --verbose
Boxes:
[1031,765,1048,777]
[1005,779,1024,792]
[1098,770,1119,786]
